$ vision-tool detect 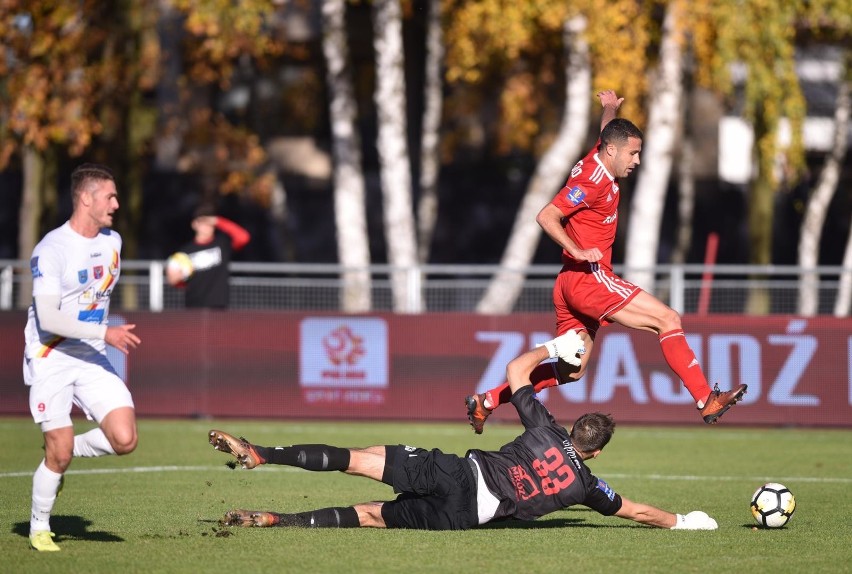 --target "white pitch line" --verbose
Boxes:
[0,465,850,484]
[0,465,299,479]
[605,473,852,484]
